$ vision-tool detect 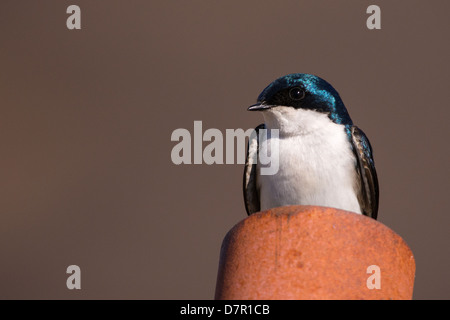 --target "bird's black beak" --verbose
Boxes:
[247,102,273,111]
